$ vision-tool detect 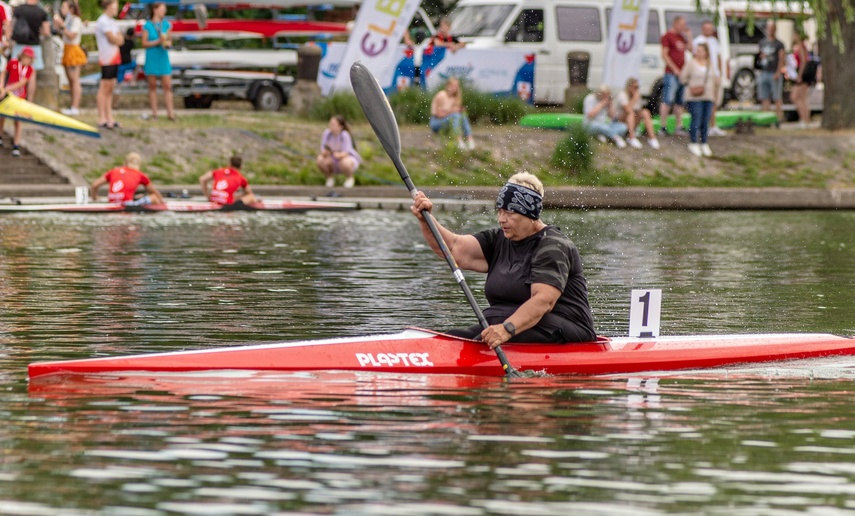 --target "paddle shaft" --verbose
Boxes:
[349,62,519,377]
